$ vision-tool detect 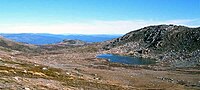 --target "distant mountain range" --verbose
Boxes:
[0,33,121,45]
